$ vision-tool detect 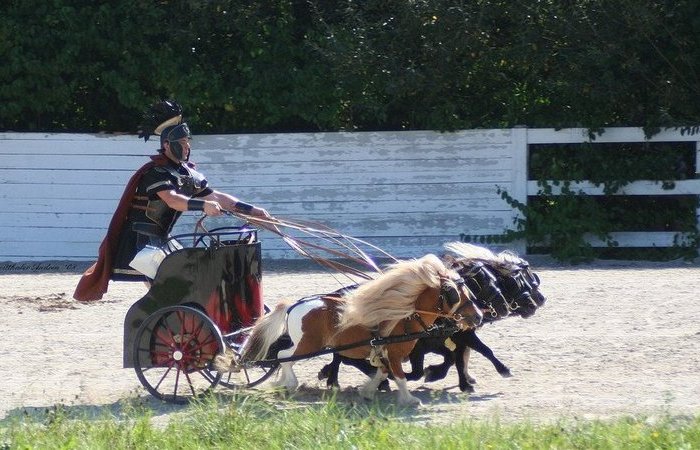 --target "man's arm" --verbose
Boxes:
[203,190,270,218]
[157,189,222,216]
